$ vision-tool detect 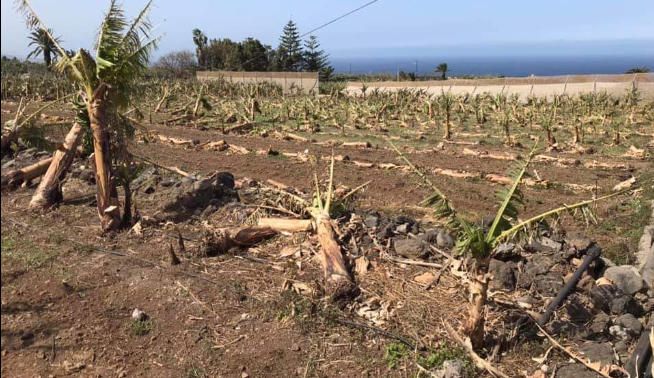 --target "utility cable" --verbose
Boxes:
[300,0,381,38]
